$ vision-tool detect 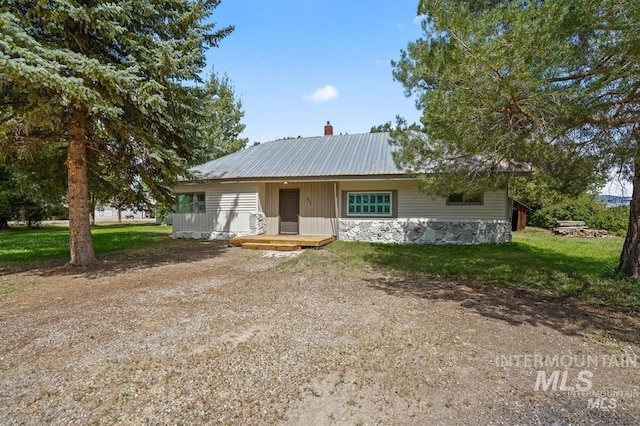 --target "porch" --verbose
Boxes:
[229,234,336,251]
